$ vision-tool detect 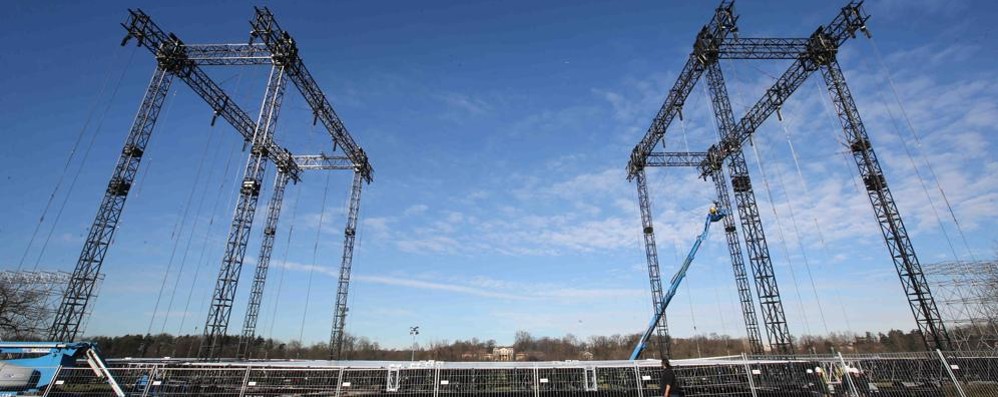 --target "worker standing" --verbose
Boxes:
[660,359,683,397]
